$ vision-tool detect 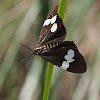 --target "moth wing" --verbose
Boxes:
[39,41,87,73]
[37,6,66,46]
